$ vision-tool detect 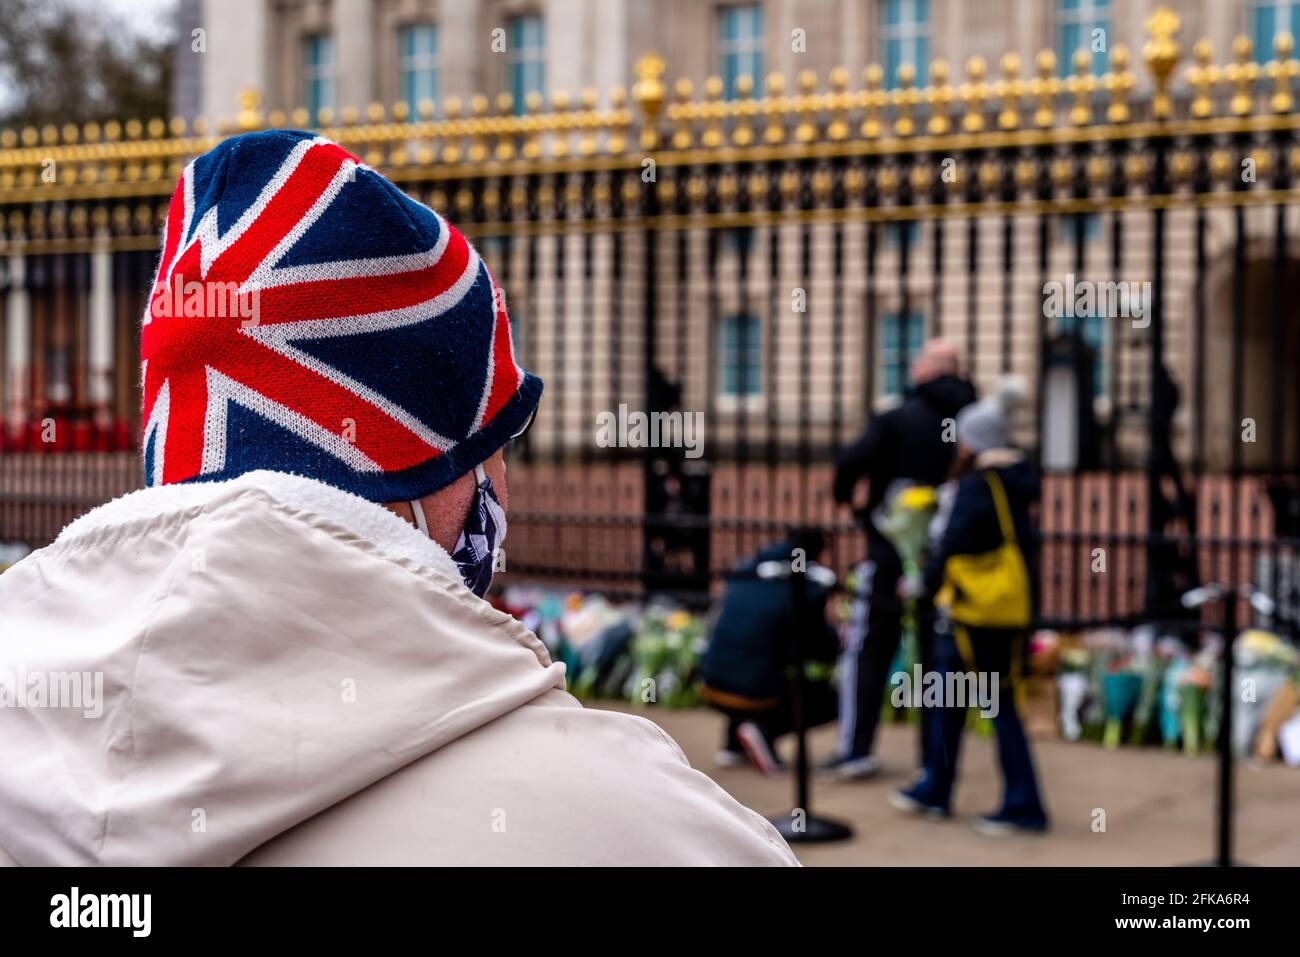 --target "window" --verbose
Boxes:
[506,15,545,115]
[722,226,756,255]
[1079,314,1108,399]
[718,314,762,397]
[1059,295,1109,399]
[885,221,921,248]
[1056,0,1111,75]
[1056,213,1102,244]
[718,5,764,101]
[882,0,929,90]
[880,312,925,400]
[303,34,335,123]
[400,24,439,115]
[1251,2,1298,62]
